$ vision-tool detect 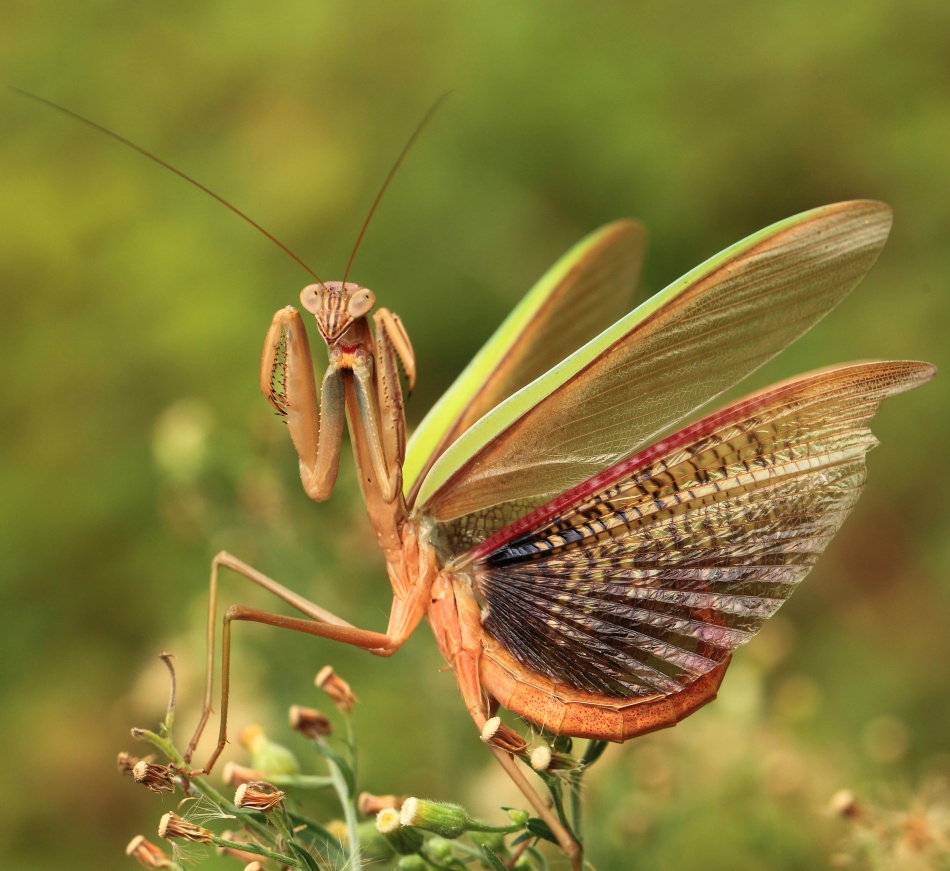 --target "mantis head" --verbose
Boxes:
[300,281,377,345]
